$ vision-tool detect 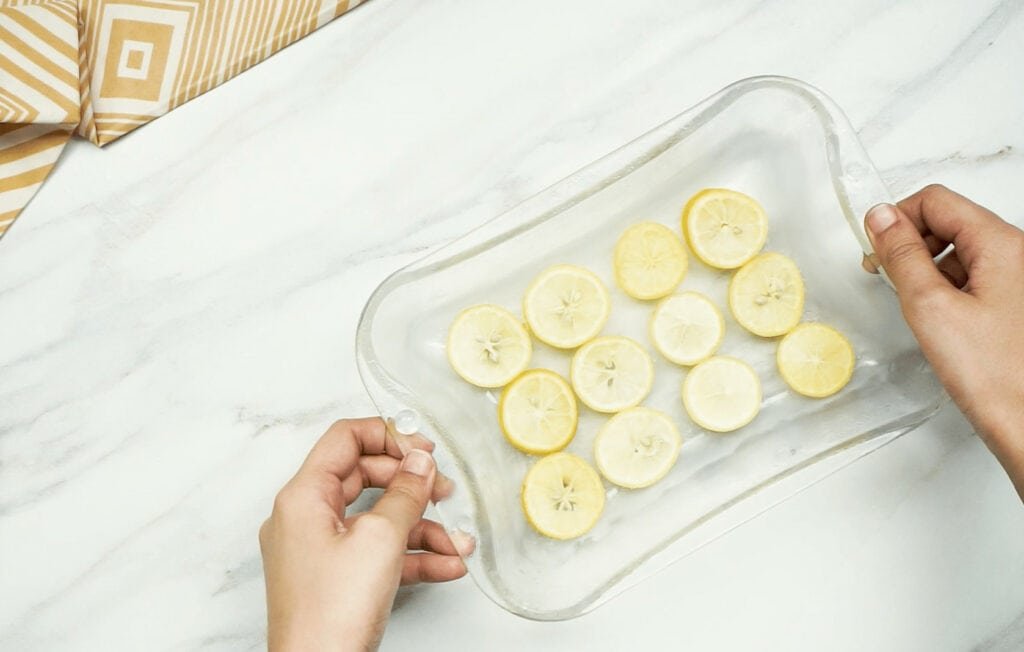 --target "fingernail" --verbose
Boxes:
[449,530,476,556]
[401,449,434,477]
[866,203,898,235]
